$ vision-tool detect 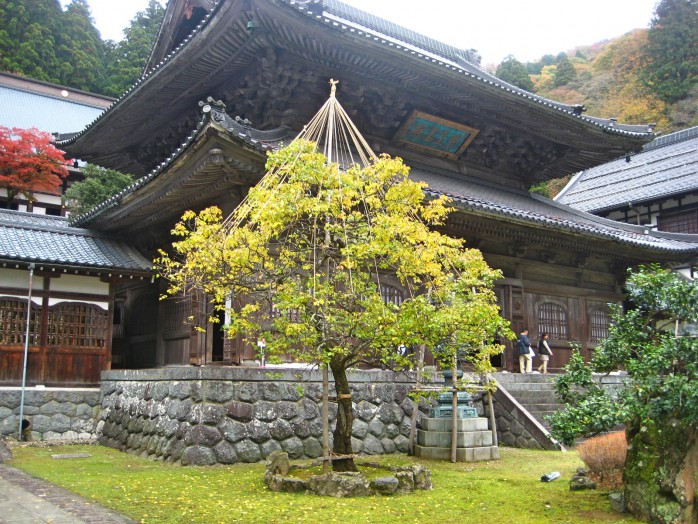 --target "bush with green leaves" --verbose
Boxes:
[548,265,698,521]
[64,164,134,216]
